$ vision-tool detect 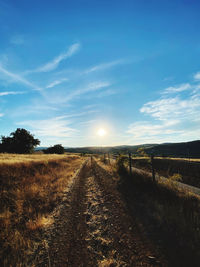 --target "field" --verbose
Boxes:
[1,153,200,266]
[0,153,74,163]
[0,153,84,266]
